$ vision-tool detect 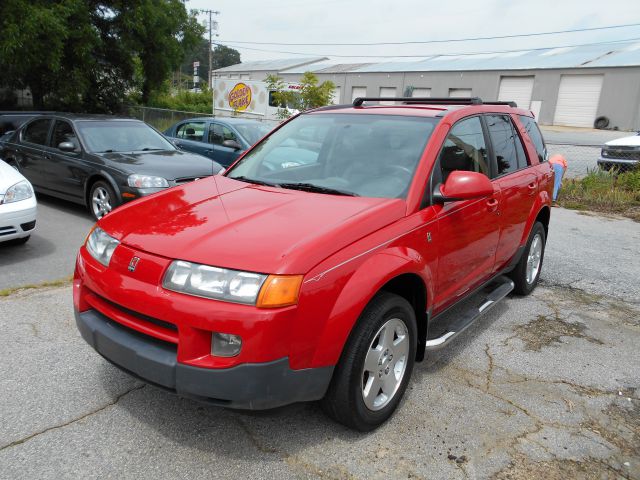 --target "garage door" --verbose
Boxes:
[498,76,534,109]
[351,86,366,102]
[331,86,341,104]
[411,88,431,97]
[449,88,472,98]
[379,87,397,104]
[553,74,603,128]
